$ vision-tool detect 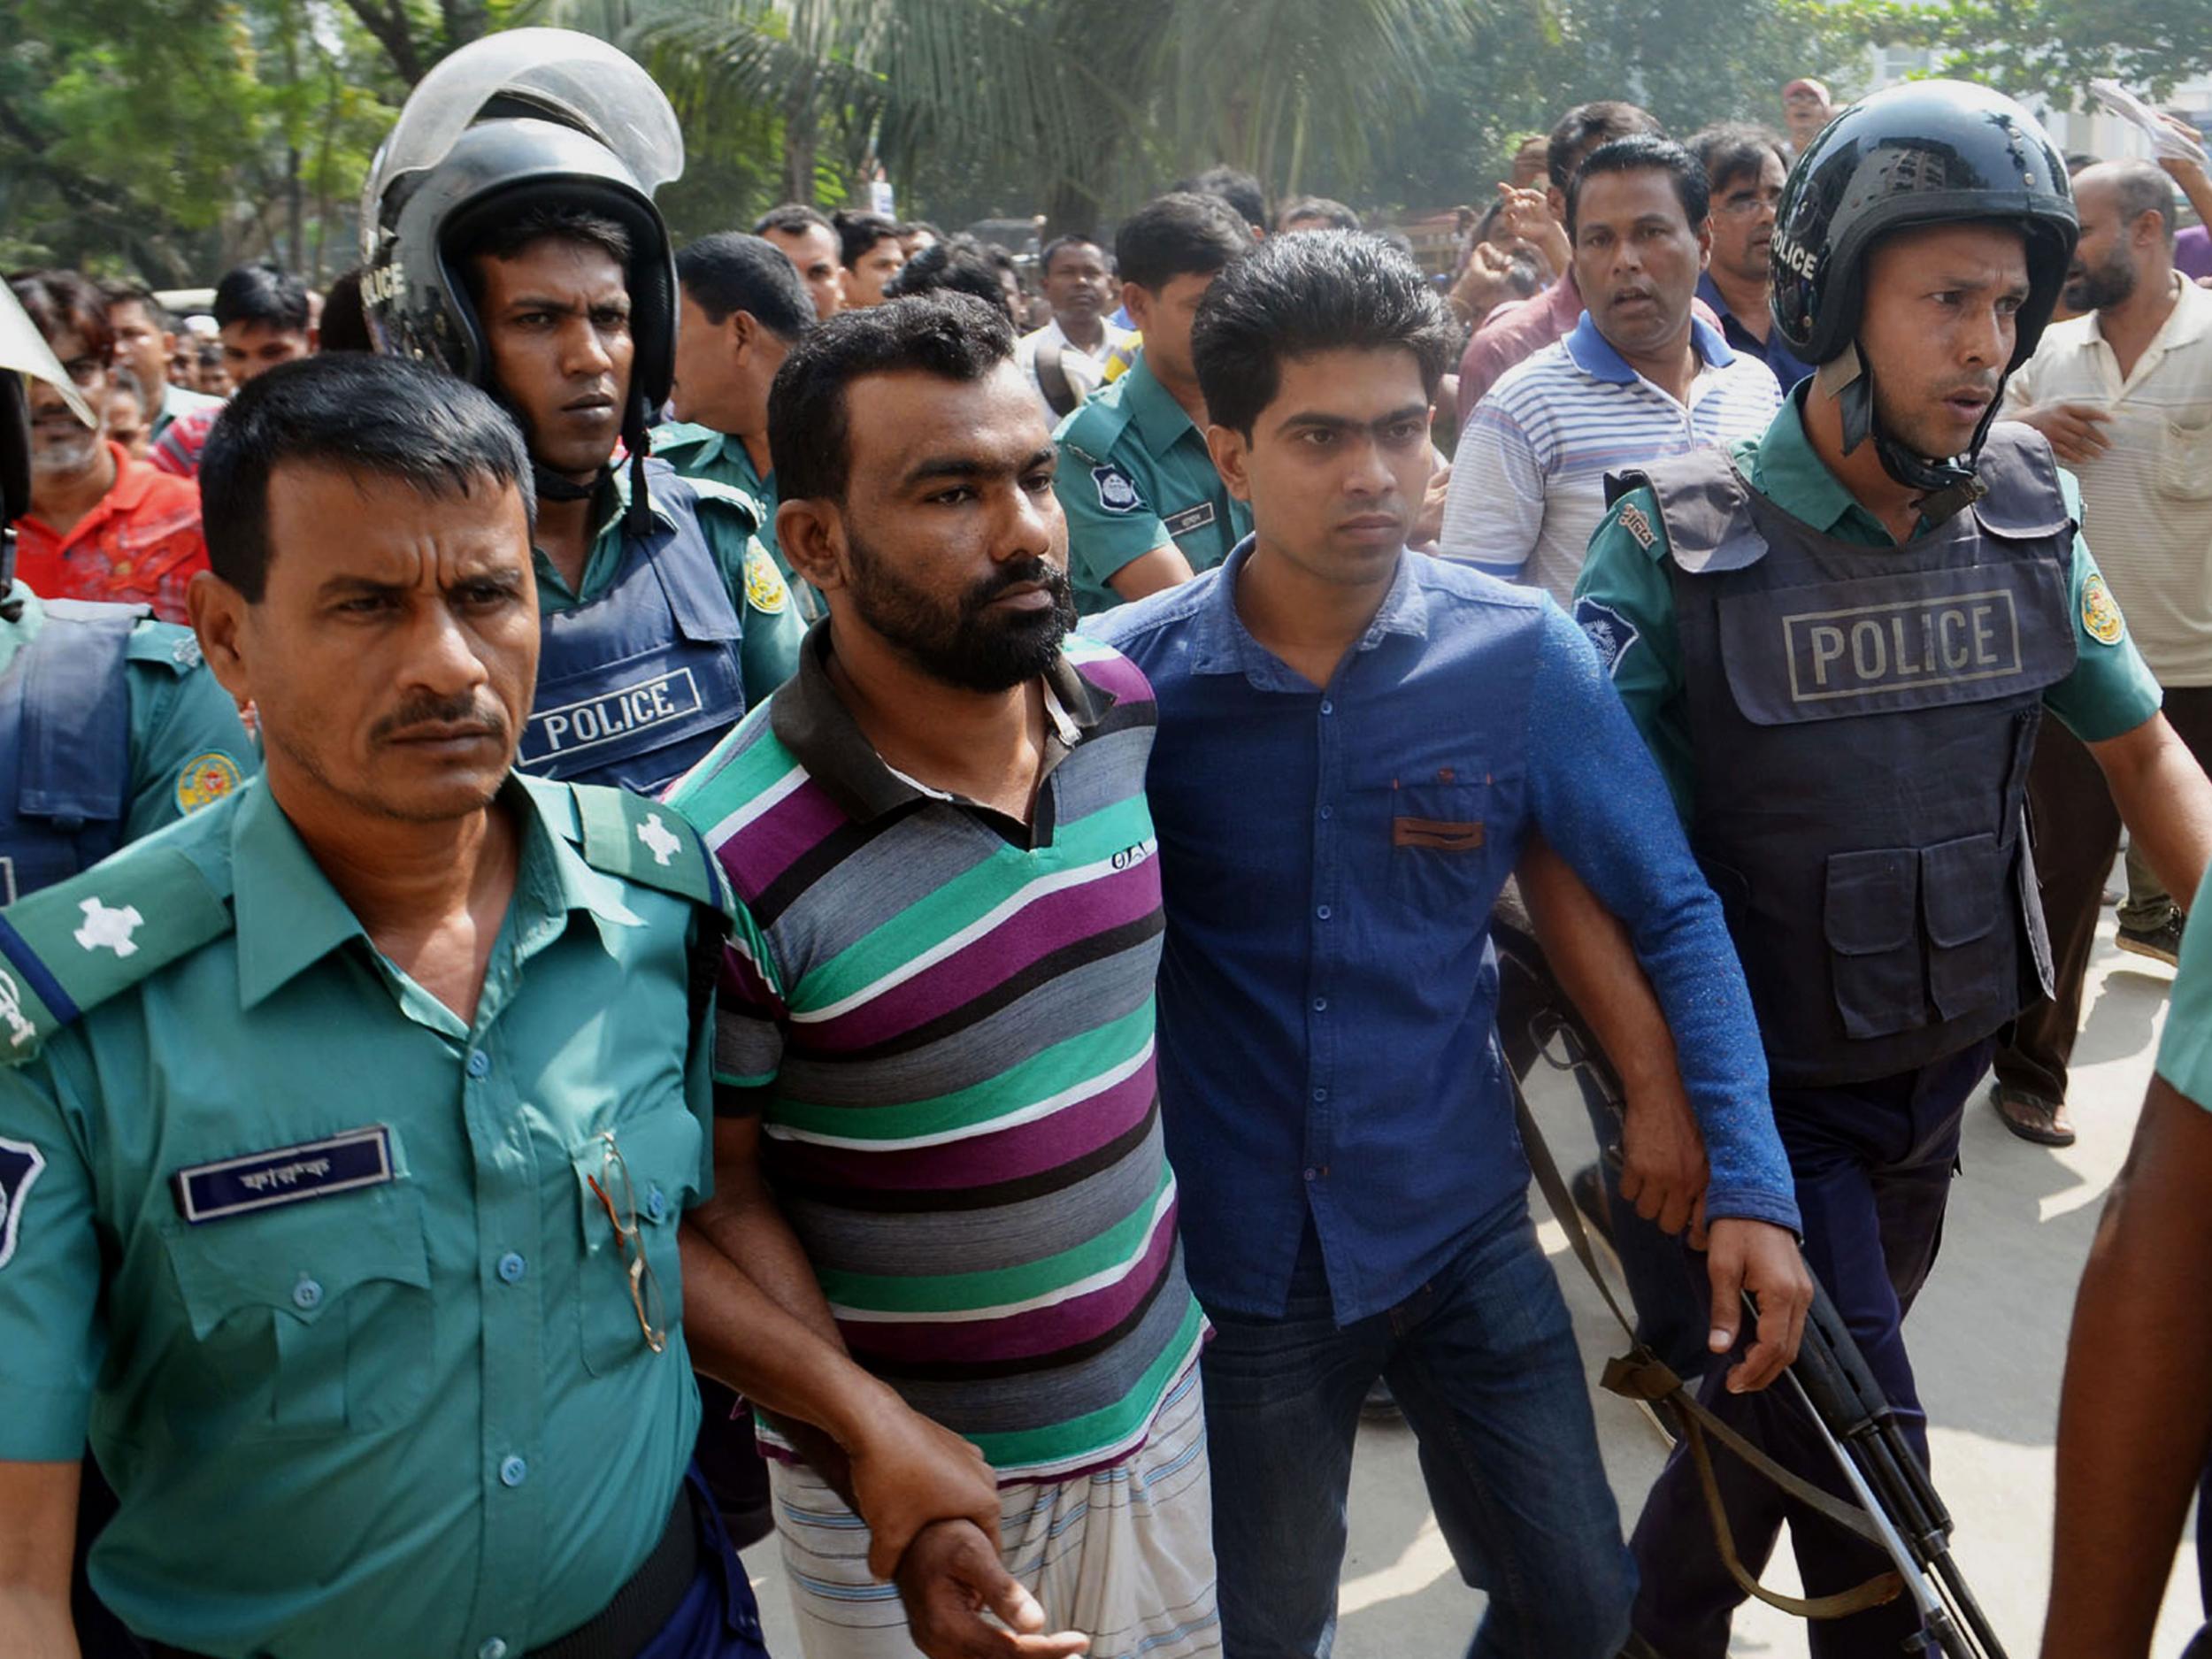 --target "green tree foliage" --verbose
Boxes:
[1813,0,2212,108]
[1,0,396,283]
